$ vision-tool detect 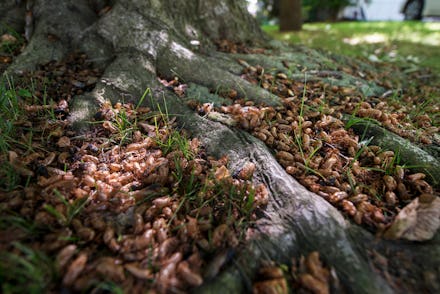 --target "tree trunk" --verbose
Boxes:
[1,0,439,293]
[280,0,302,31]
